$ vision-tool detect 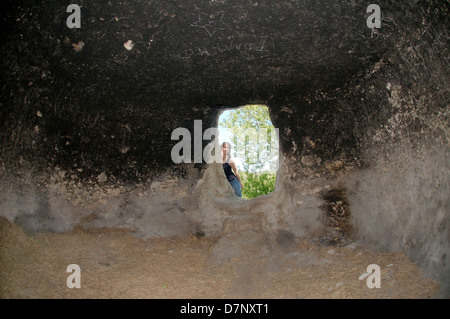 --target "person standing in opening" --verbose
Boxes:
[222,142,243,197]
